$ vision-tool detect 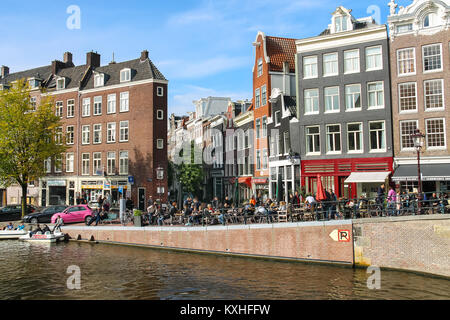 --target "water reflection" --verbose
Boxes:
[0,241,448,300]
